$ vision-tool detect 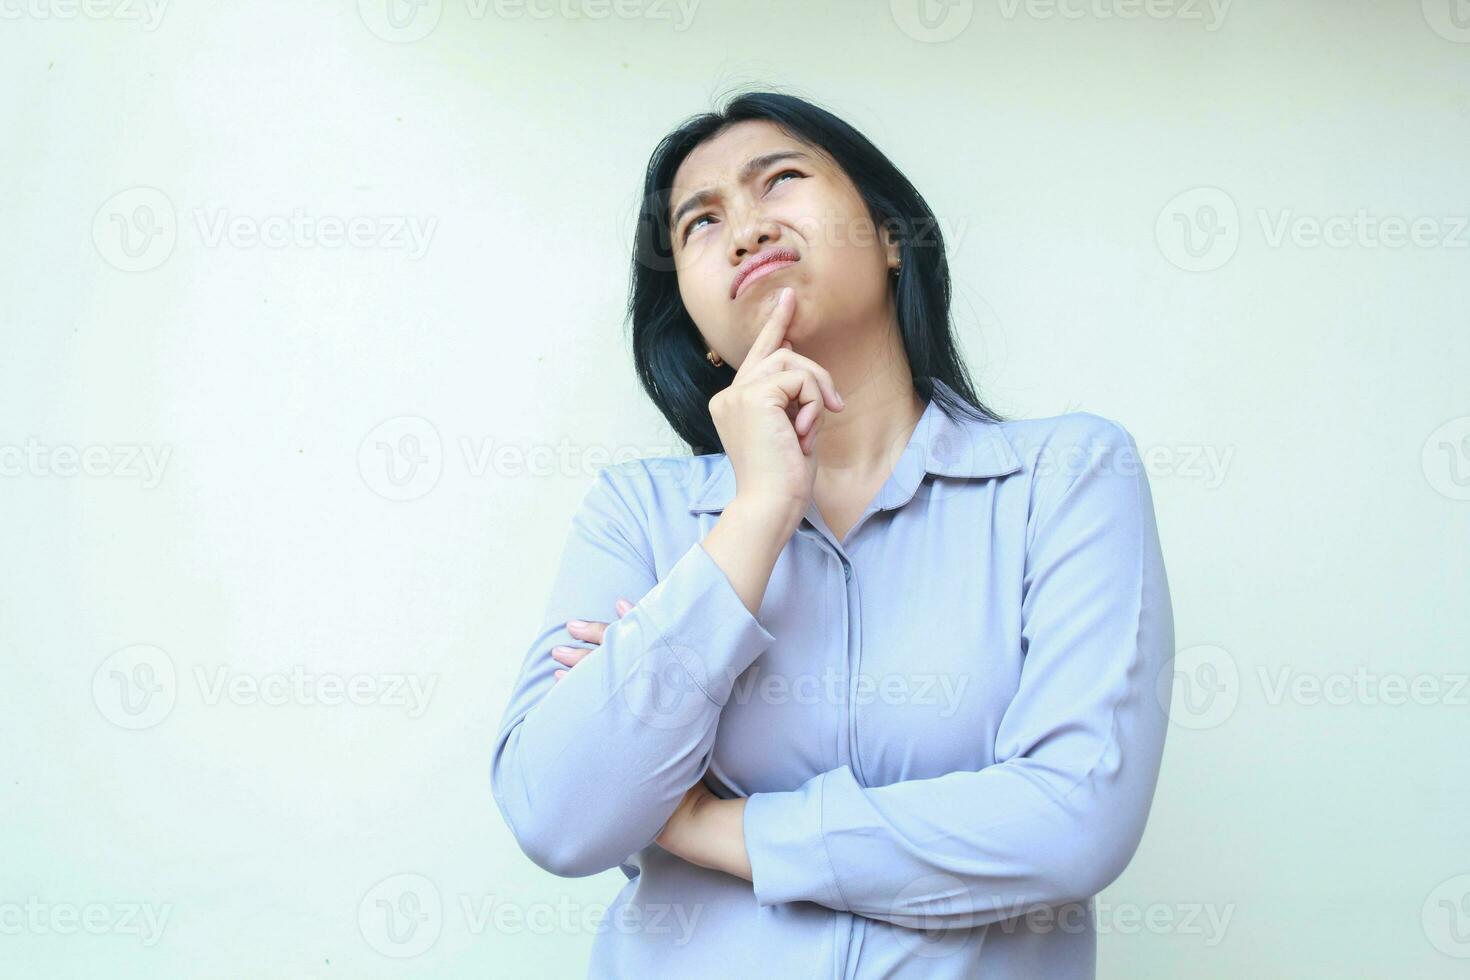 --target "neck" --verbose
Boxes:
[786,307,927,477]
